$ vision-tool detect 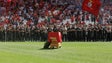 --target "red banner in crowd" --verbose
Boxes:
[48,32,62,43]
[82,0,101,16]
[7,0,11,2]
